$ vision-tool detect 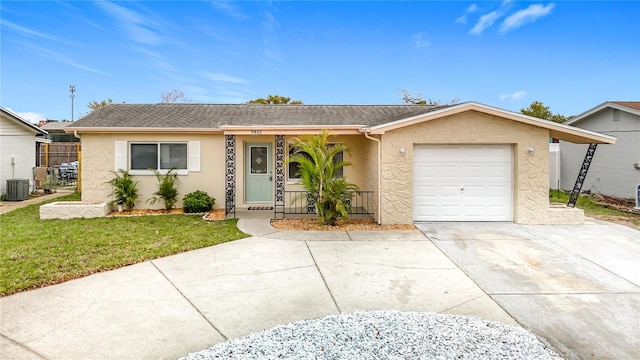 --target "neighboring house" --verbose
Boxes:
[560,101,639,200]
[66,102,615,225]
[0,107,49,195]
[40,121,79,142]
[39,121,80,166]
